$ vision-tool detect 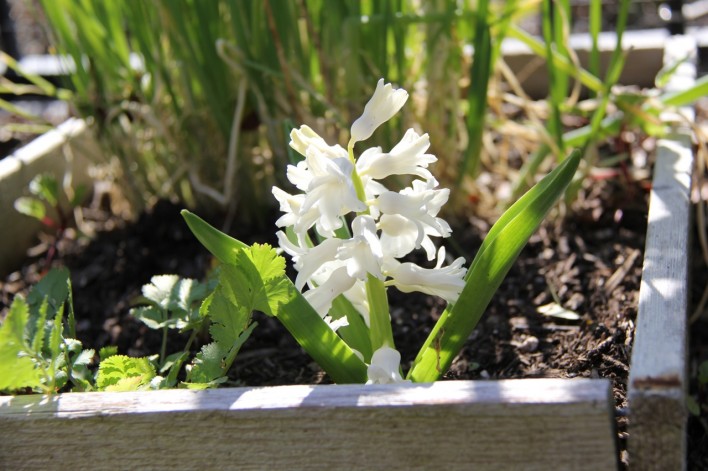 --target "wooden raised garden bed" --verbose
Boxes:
[0,35,697,470]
